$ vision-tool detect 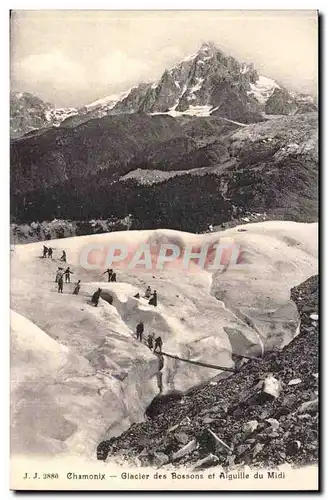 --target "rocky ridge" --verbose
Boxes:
[62,42,316,128]
[10,91,77,139]
[11,42,317,137]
